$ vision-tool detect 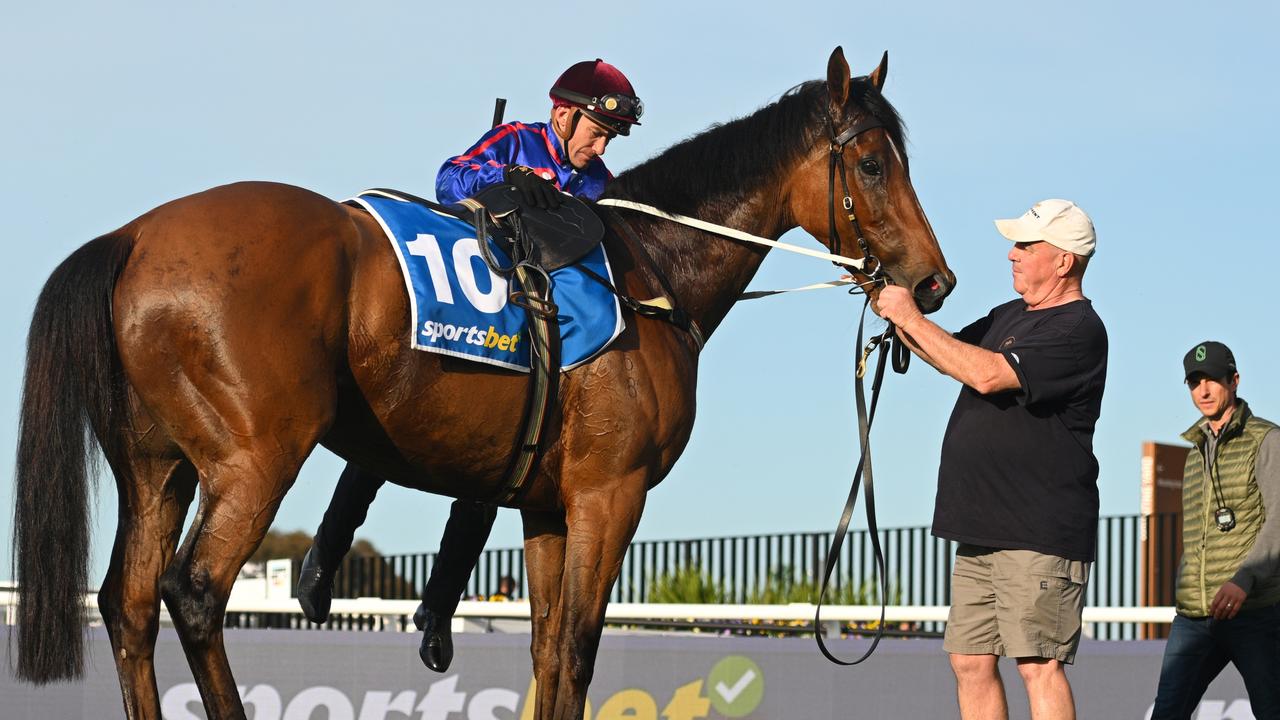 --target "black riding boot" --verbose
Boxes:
[415,499,498,671]
[297,463,386,623]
